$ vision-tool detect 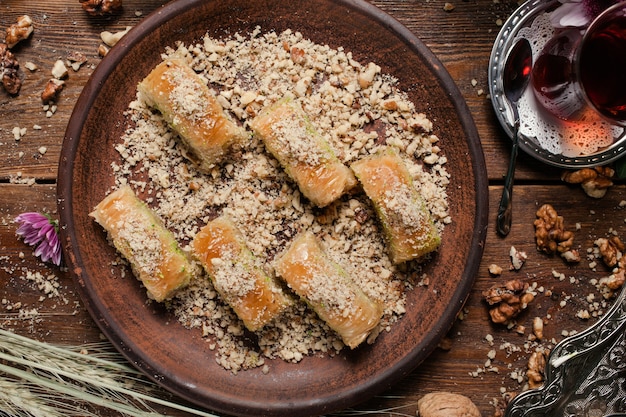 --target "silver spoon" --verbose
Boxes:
[496,38,532,236]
